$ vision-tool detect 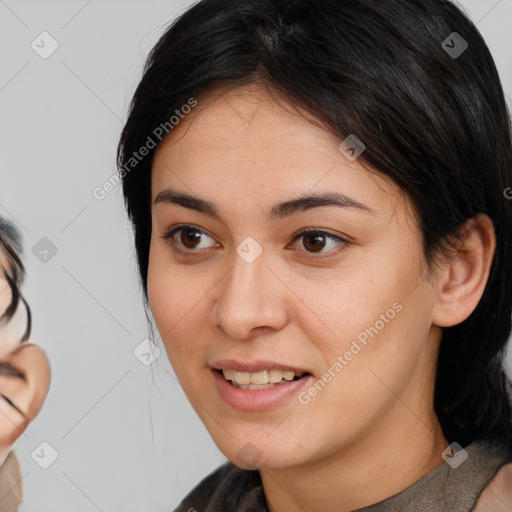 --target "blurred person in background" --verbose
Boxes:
[0,218,50,512]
